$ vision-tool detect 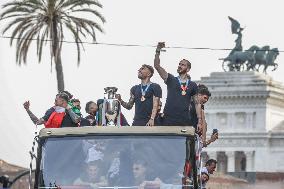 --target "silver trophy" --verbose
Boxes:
[101,87,121,126]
